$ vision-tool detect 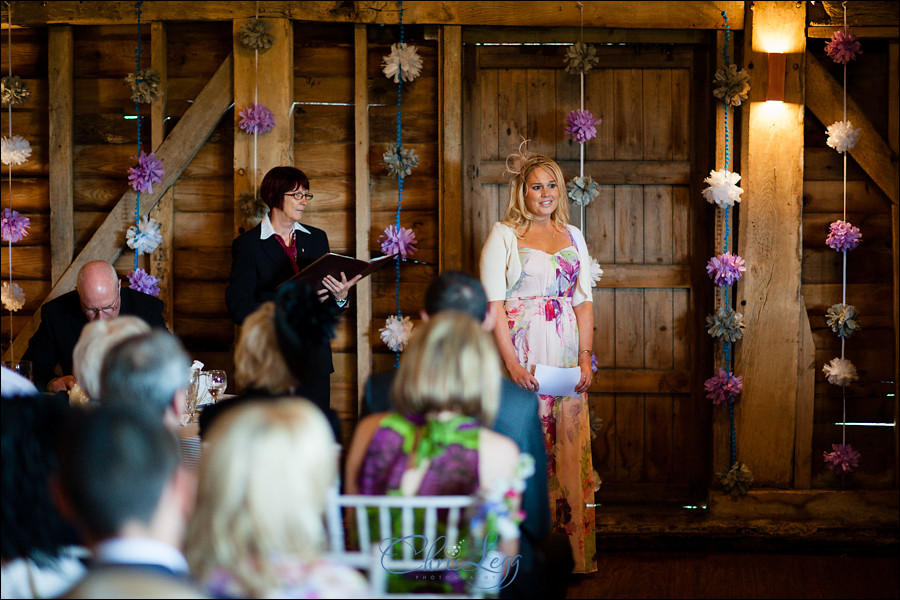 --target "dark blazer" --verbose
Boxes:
[361,370,551,592]
[22,288,166,392]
